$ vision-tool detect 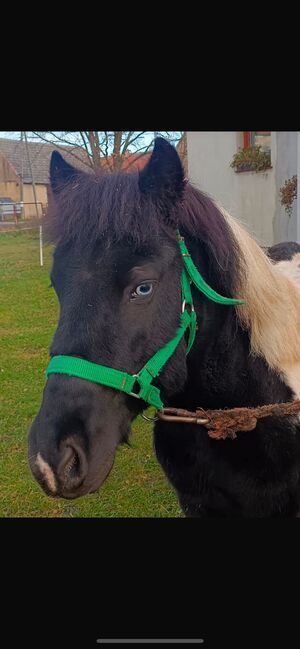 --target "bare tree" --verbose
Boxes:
[28,131,184,172]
